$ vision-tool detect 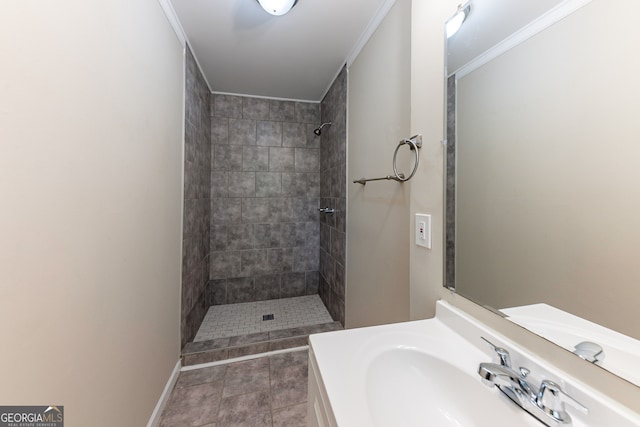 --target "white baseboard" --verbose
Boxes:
[147,359,182,427]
